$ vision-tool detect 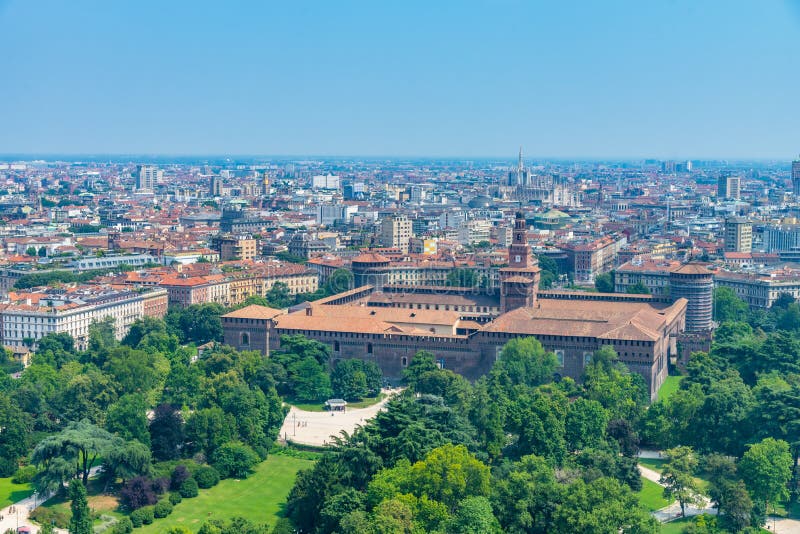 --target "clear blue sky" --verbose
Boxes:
[1,0,799,159]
